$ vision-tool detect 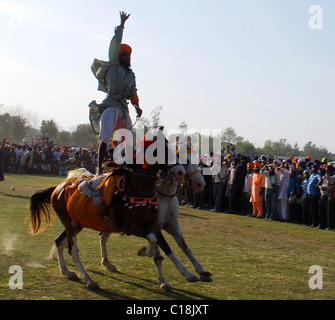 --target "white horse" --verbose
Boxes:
[99,146,211,291]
